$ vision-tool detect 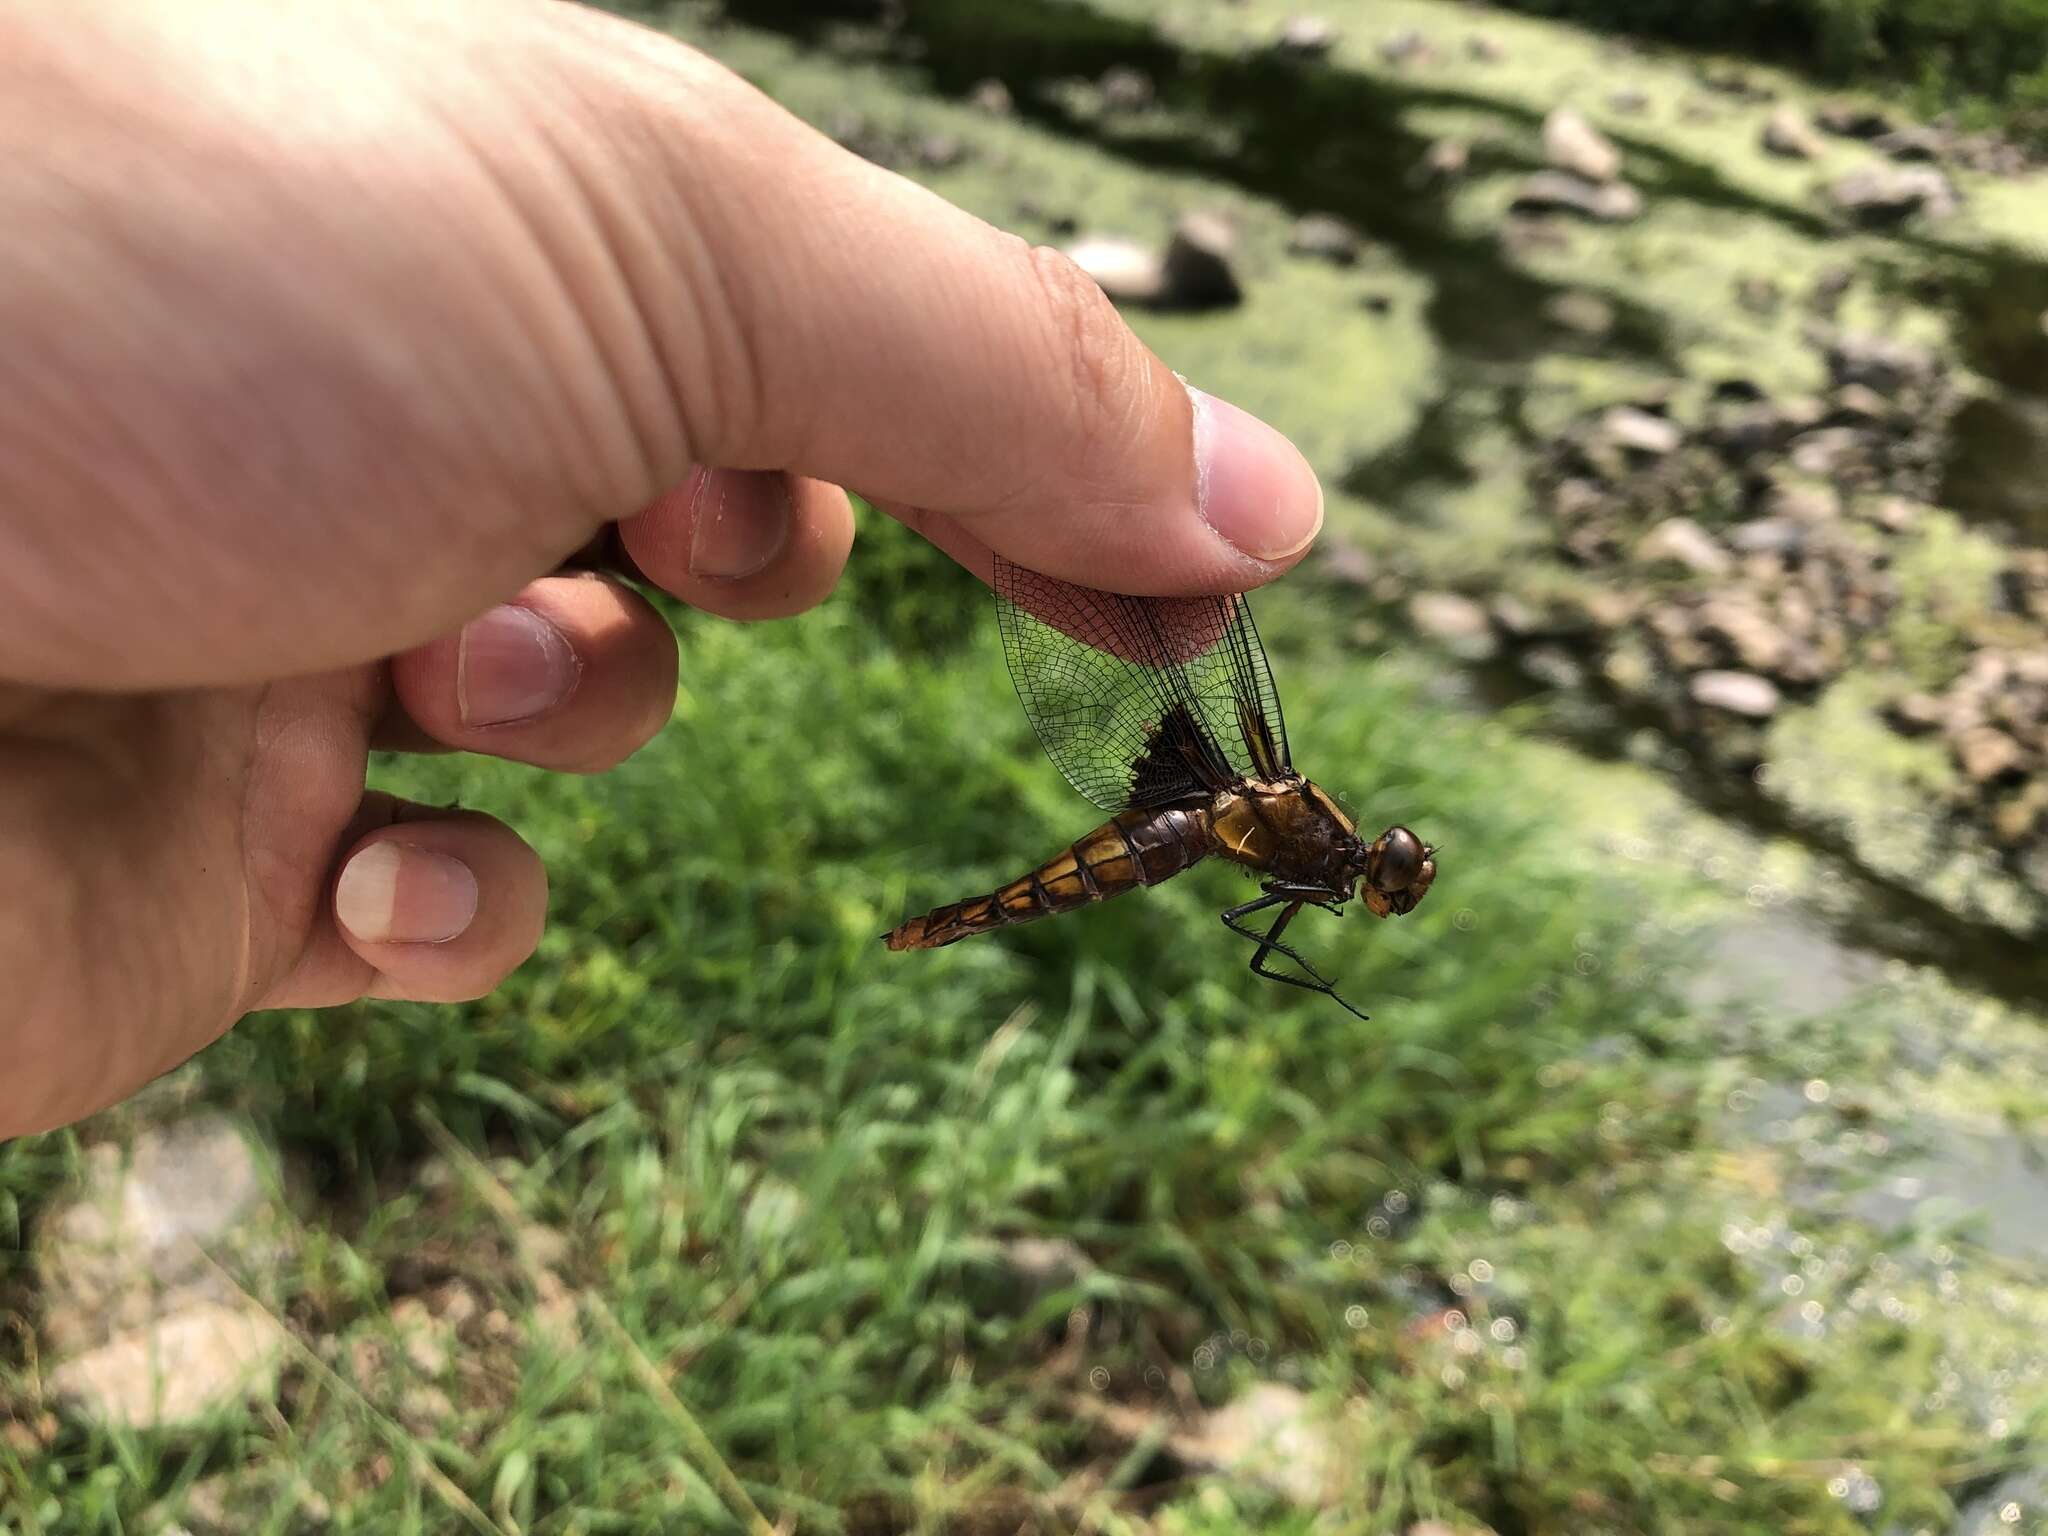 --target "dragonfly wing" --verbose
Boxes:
[993,556,1292,812]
